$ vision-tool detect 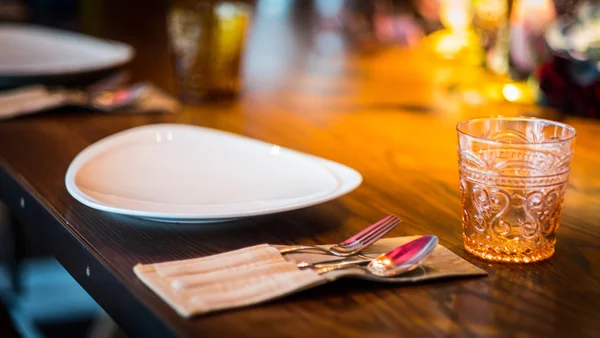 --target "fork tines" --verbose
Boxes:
[343,215,401,249]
